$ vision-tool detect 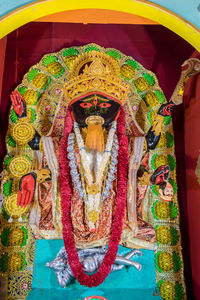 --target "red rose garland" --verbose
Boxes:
[59,107,128,287]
